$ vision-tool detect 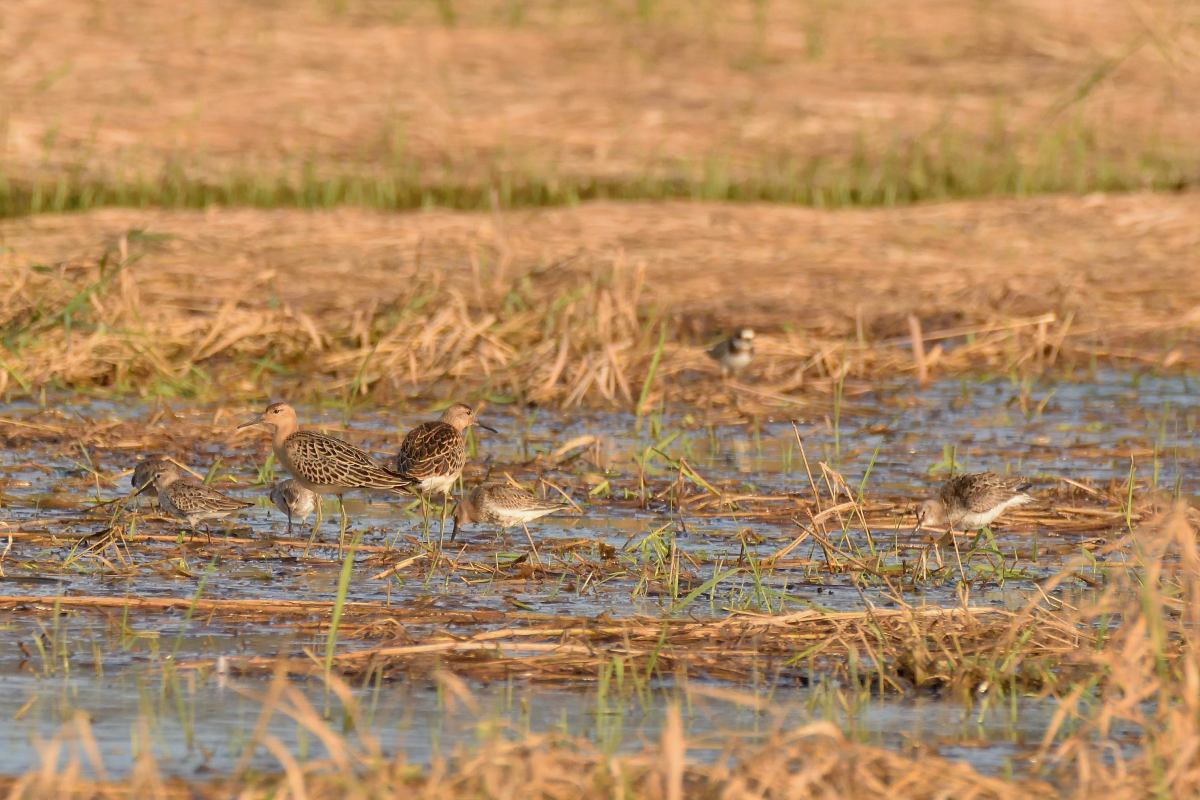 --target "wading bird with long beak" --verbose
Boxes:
[238,402,413,553]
